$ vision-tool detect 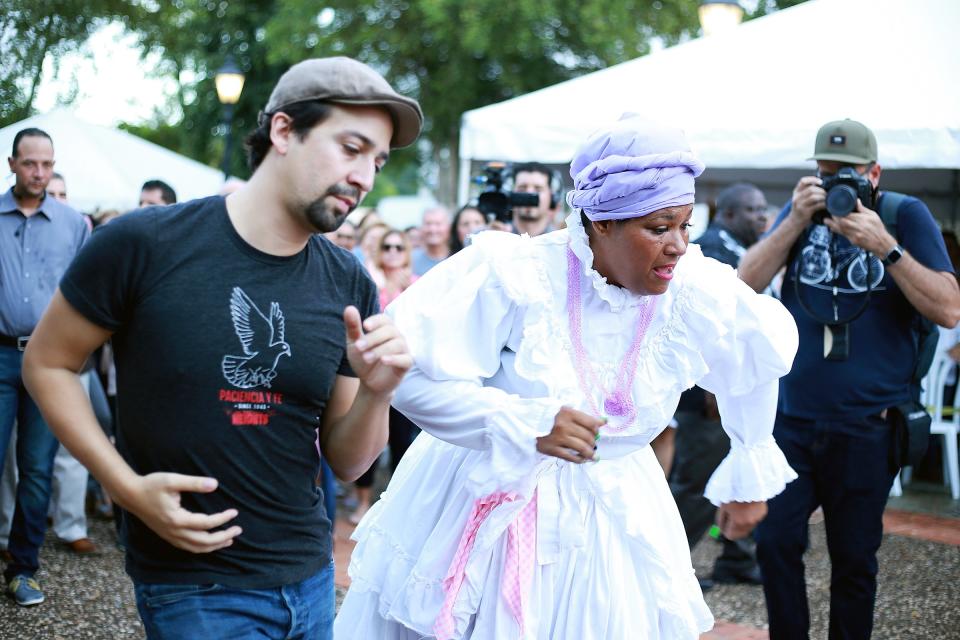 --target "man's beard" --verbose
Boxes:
[14,181,46,200]
[304,184,360,233]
